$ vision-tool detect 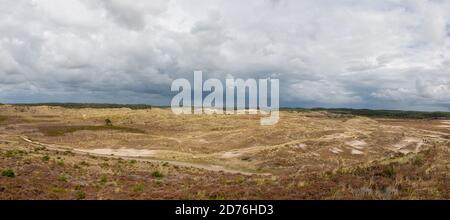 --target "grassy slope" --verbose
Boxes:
[5,103,449,119]
[0,137,448,199]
